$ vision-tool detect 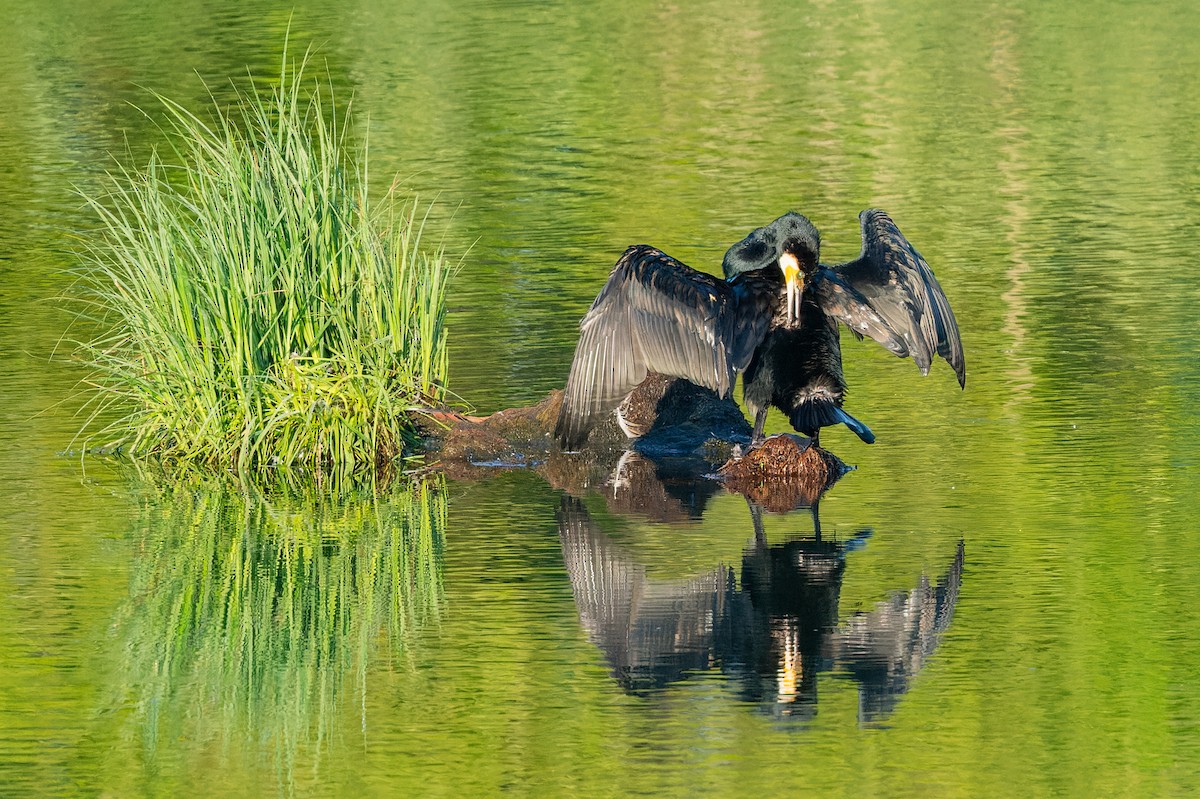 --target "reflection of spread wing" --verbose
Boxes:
[555,246,773,449]
[813,210,966,387]
[556,496,733,693]
[836,539,965,721]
